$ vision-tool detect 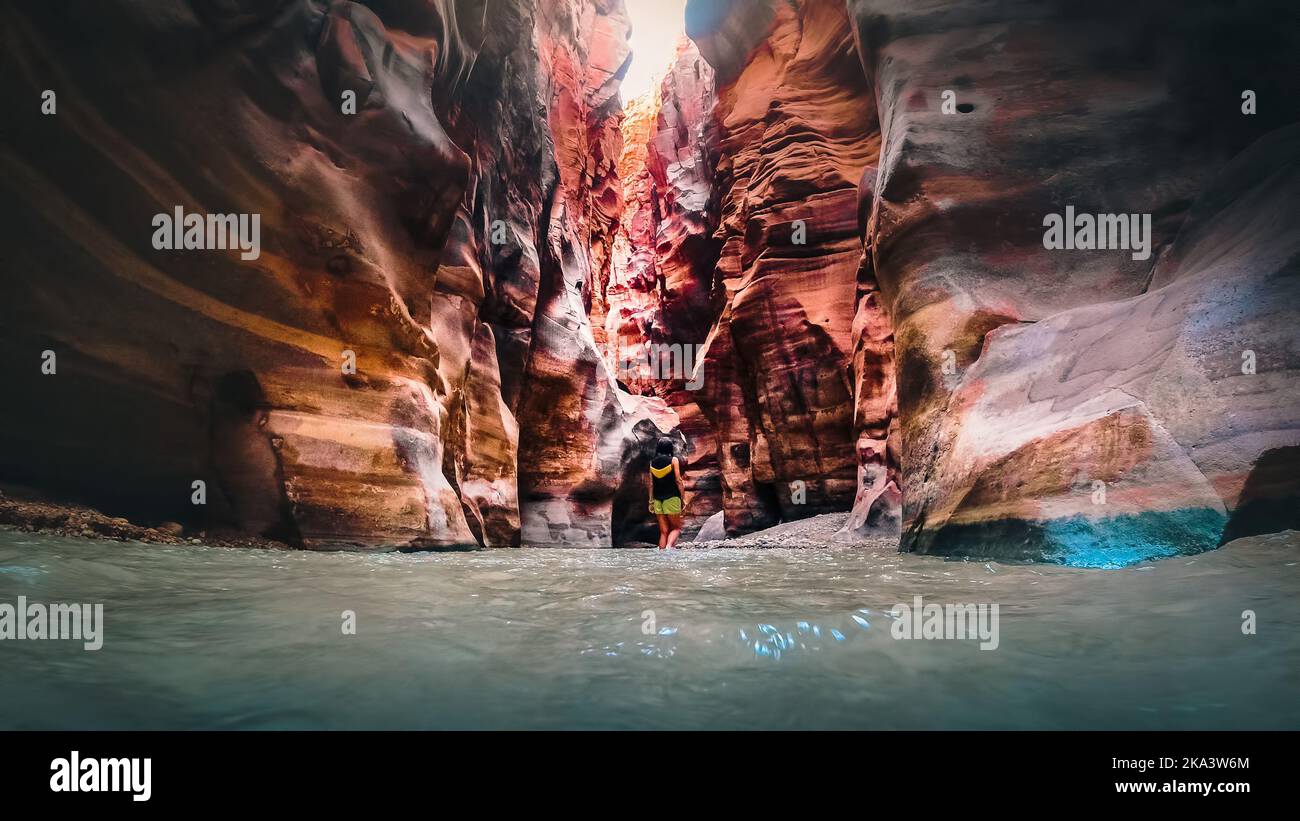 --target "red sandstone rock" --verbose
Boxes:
[848,0,1300,561]
[912,128,1300,560]
[607,38,723,537]
[3,0,1295,562]
[686,0,891,536]
[0,0,678,549]
[514,0,685,547]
